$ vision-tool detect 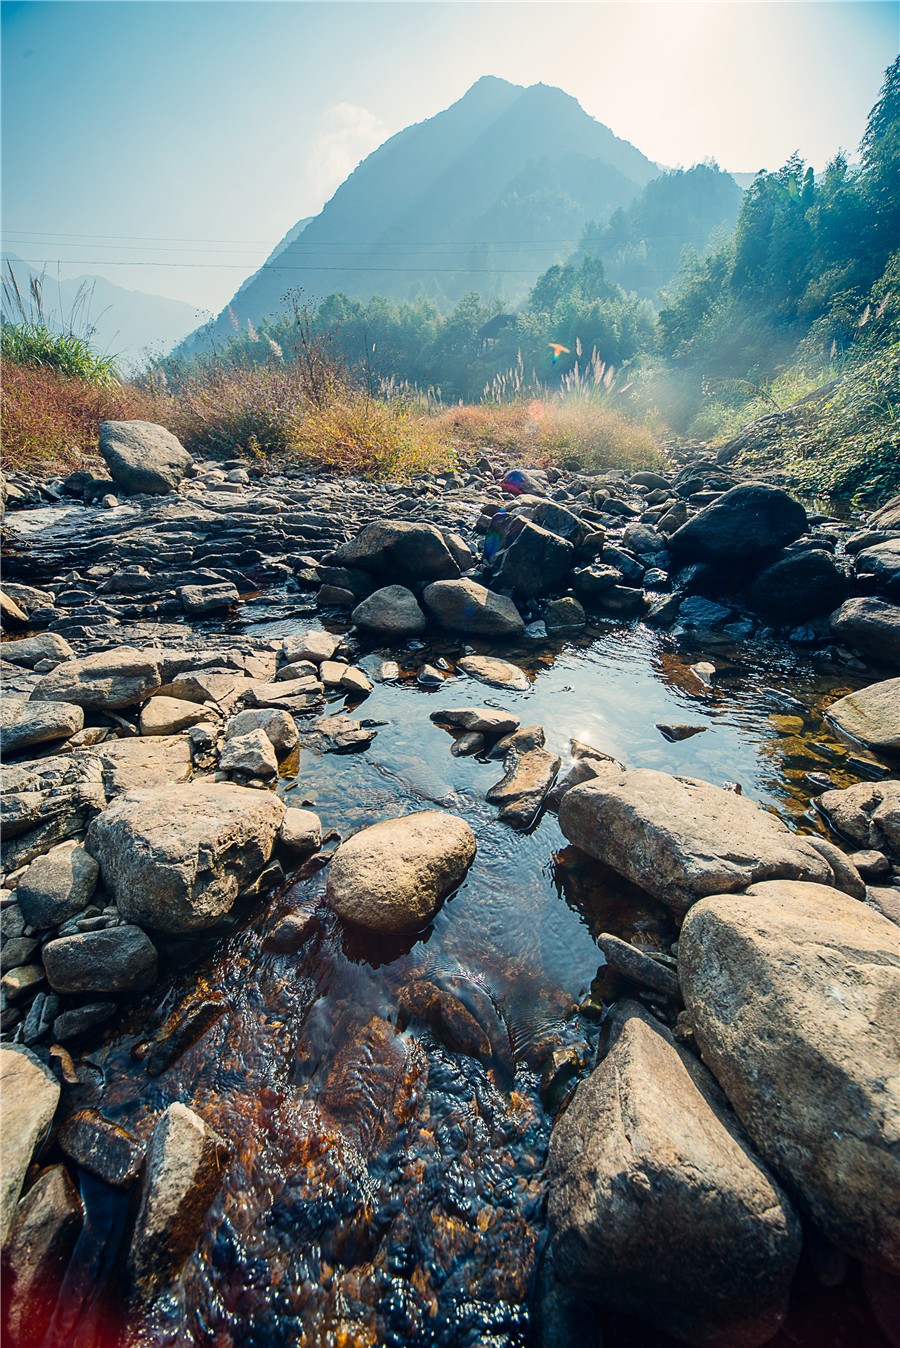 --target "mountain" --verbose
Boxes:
[574,164,743,298]
[2,254,203,369]
[184,76,660,351]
